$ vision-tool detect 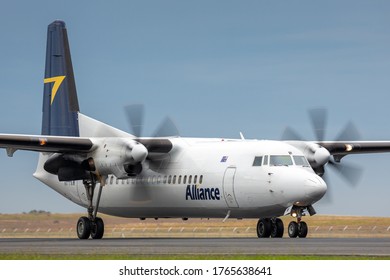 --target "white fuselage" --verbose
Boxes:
[34,137,327,219]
